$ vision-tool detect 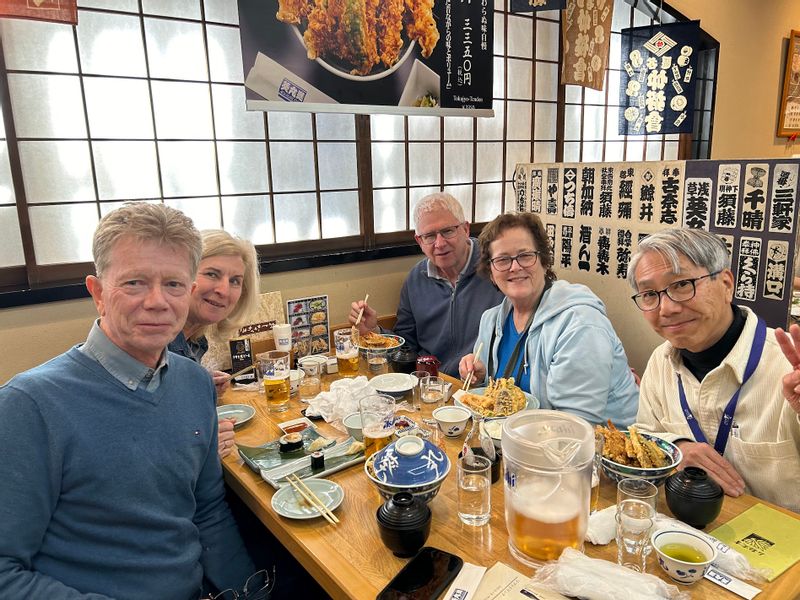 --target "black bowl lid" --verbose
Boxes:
[376,492,431,528]
[665,467,723,500]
